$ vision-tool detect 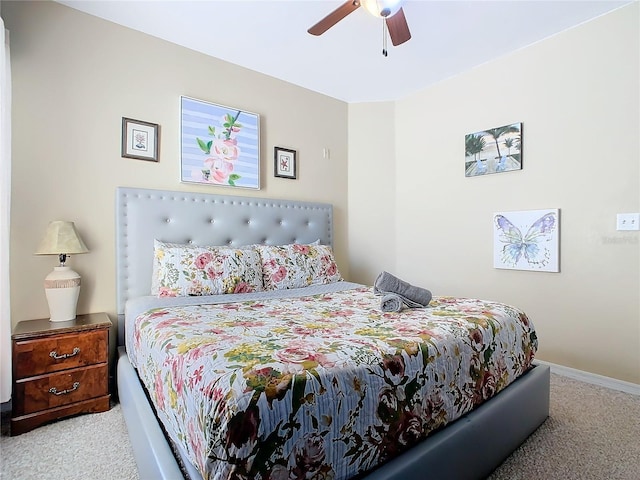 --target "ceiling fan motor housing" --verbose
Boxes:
[361,0,404,18]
